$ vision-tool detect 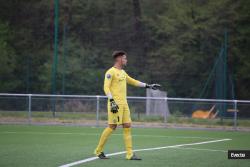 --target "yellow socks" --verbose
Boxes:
[94,127,113,155]
[123,128,133,159]
[94,127,133,159]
